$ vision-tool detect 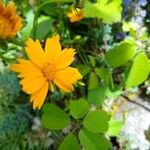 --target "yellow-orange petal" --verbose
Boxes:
[10,59,43,78]
[0,1,22,39]
[4,2,16,17]
[0,1,3,11]
[54,67,82,92]
[50,82,54,92]
[25,38,47,68]
[54,78,74,92]
[20,76,46,94]
[31,81,48,109]
[45,34,61,64]
[55,48,76,70]
[67,7,84,23]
